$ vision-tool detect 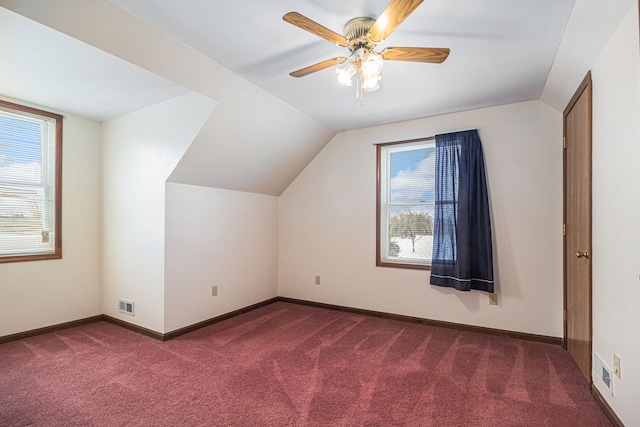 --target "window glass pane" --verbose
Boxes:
[0,101,61,261]
[388,206,434,261]
[378,139,435,269]
[390,147,435,204]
